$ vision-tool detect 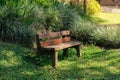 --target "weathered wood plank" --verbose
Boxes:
[52,51,58,68]
[40,38,63,47]
[37,30,70,39]
[63,37,71,42]
[40,37,71,47]
[61,30,70,36]
[38,32,61,39]
[43,41,81,51]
